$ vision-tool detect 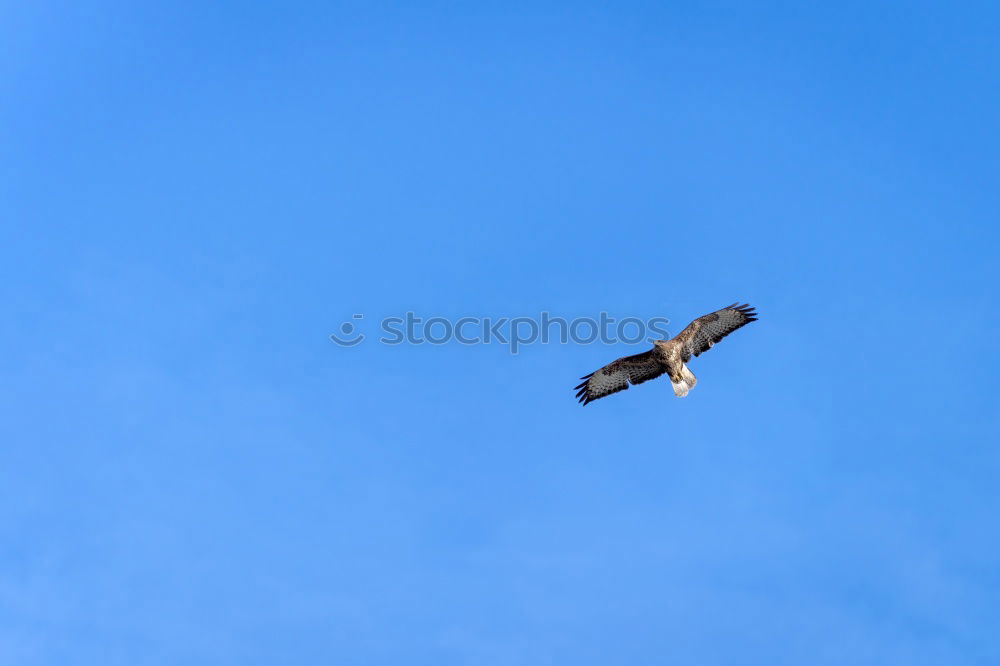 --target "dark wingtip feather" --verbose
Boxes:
[575,371,596,404]
[731,303,758,319]
[575,372,597,404]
